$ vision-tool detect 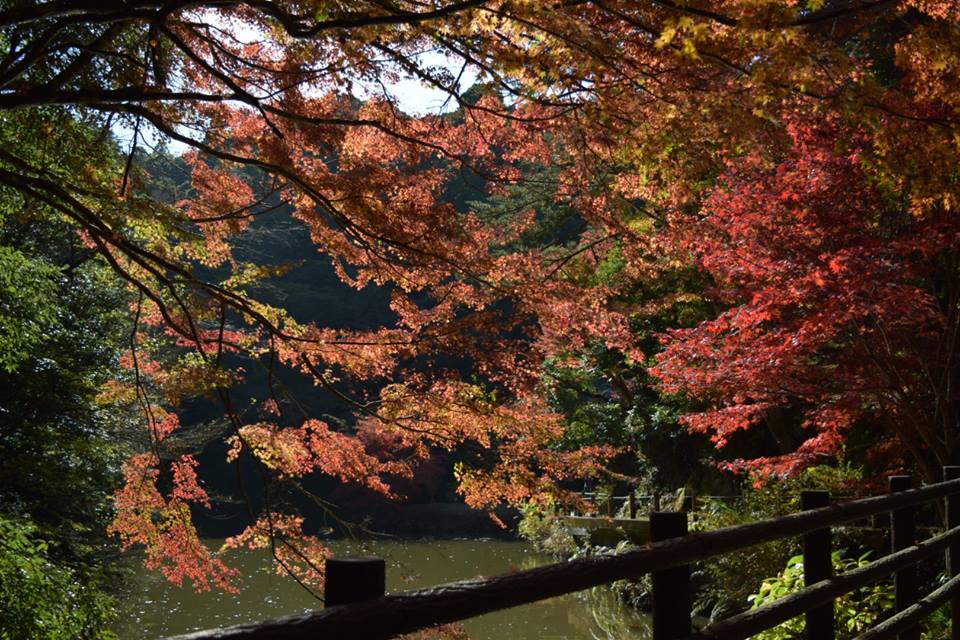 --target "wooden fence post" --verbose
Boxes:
[945,466,960,640]
[629,491,638,519]
[325,556,386,607]
[890,475,919,640]
[801,490,834,640]
[651,511,691,640]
